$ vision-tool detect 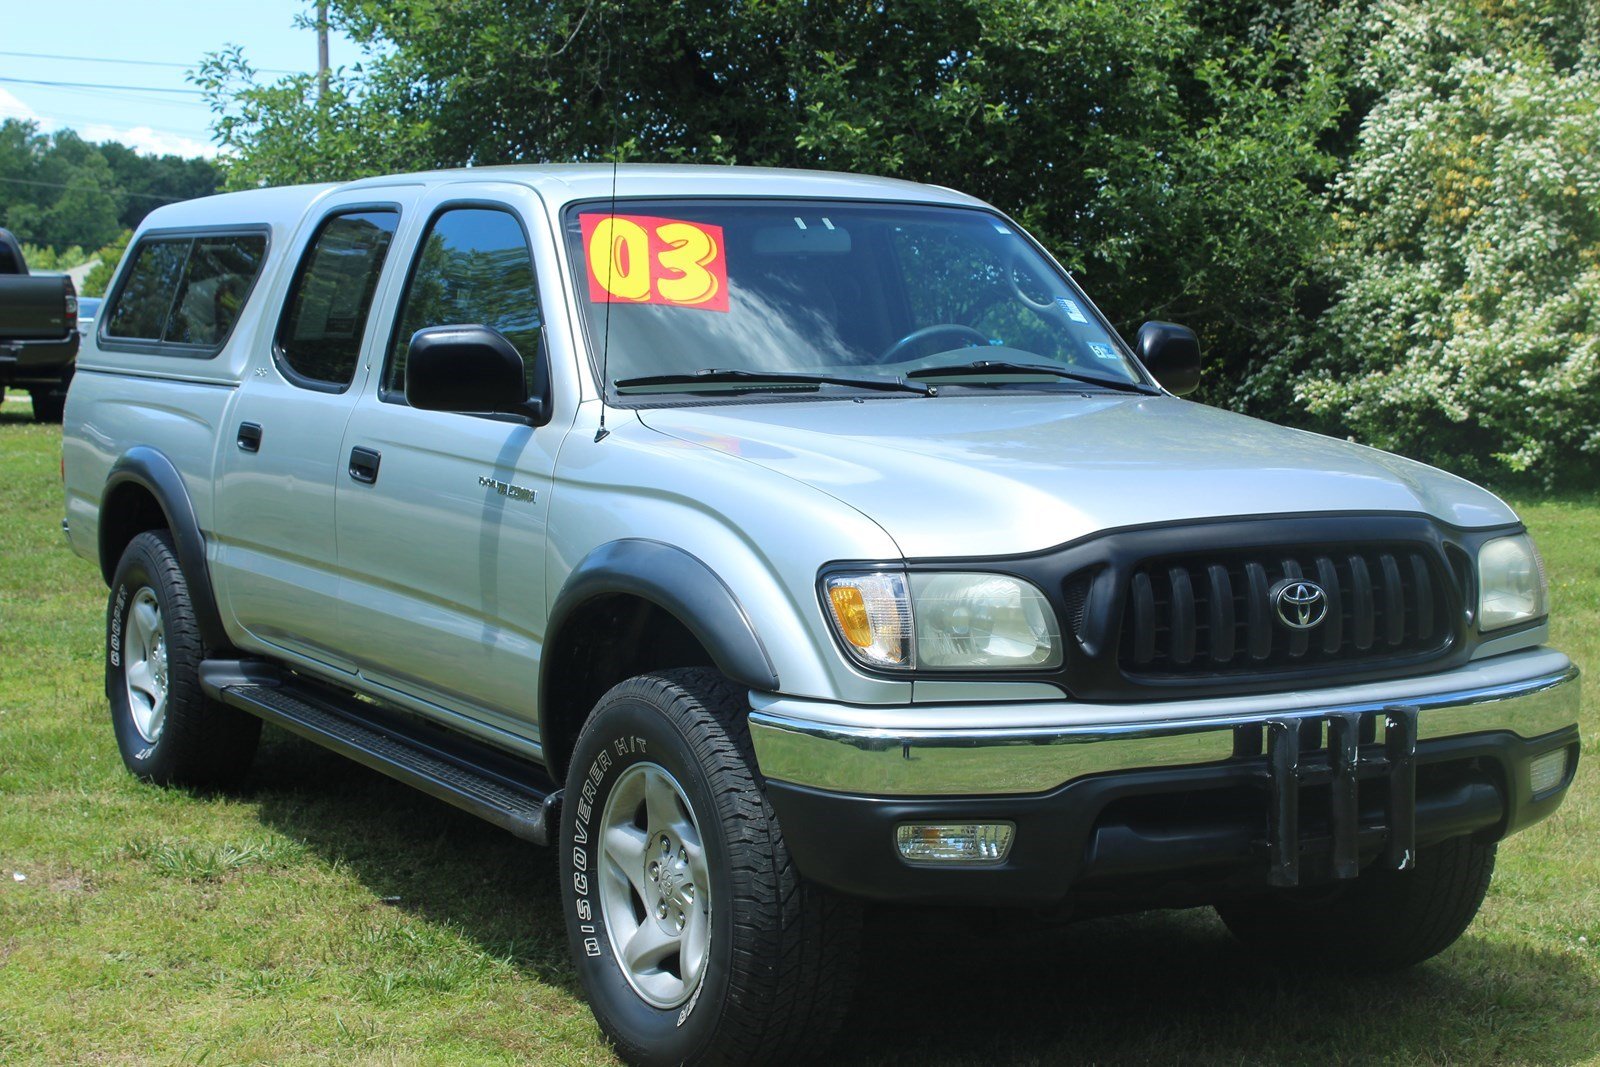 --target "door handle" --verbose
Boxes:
[348,446,381,484]
[237,422,262,452]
